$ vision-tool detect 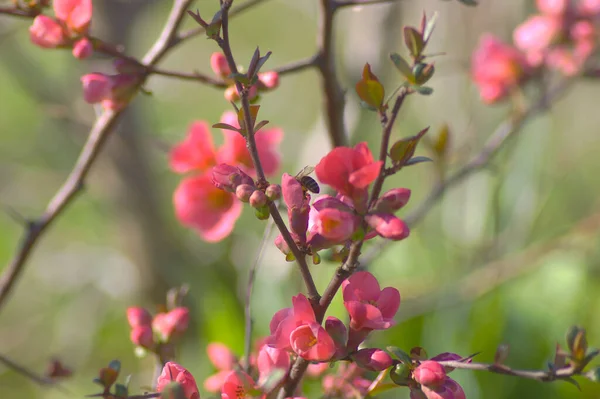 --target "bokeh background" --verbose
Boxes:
[1,0,600,398]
